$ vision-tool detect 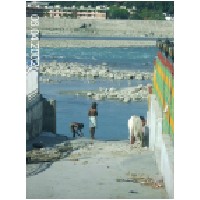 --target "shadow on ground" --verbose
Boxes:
[26,132,70,177]
[26,162,53,178]
[26,132,69,151]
